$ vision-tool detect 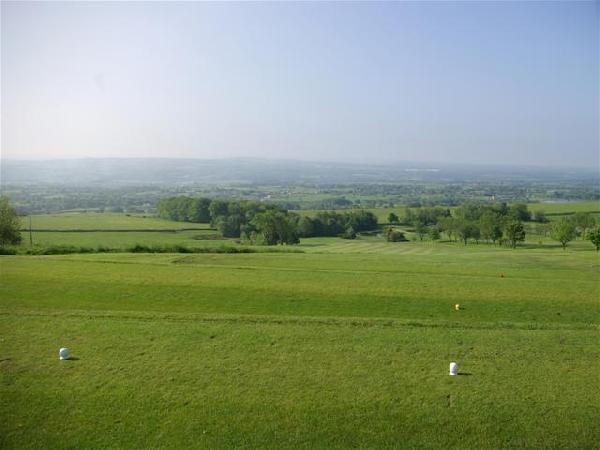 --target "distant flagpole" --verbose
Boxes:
[29,215,33,248]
